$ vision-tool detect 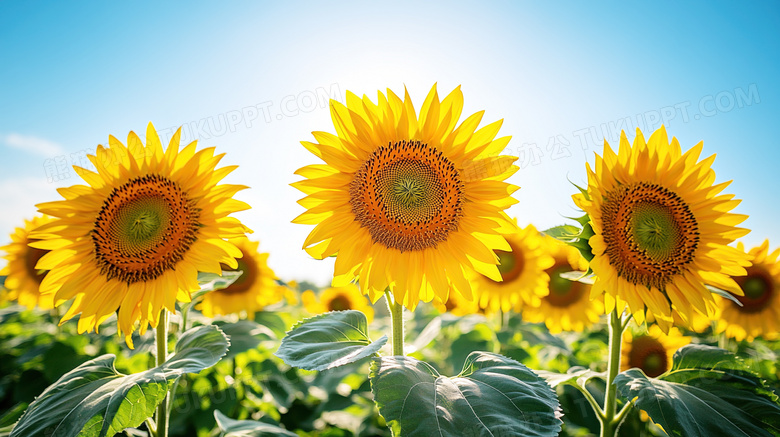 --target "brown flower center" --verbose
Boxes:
[628,335,669,378]
[218,256,256,295]
[350,140,463,252]
[489,241,525,284]
[733,266,774,313]
[92,174,200,283]
[24,240,49,284]
[327,294,352,311]
[601,182,699,290]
